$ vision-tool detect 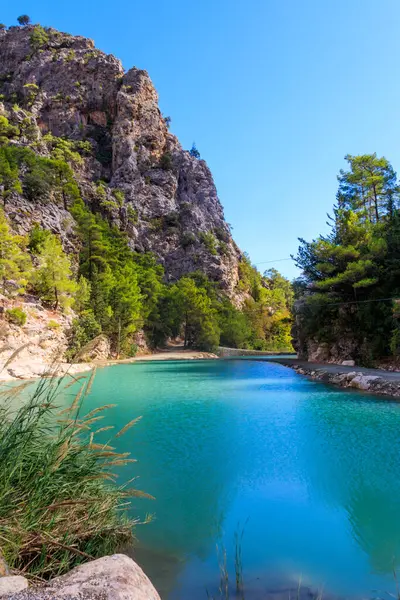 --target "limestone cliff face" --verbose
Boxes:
[0,25,241,295]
